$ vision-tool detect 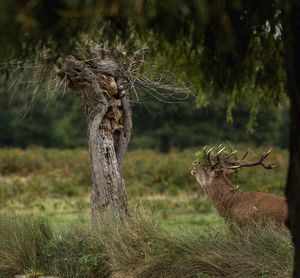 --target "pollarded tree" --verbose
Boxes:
[7,40,189,218]
[57,43,133,216]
